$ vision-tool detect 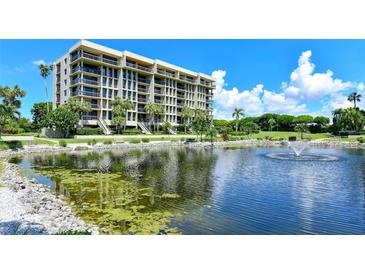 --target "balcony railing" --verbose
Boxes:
[138,108,146,112]
[157,69,176,78]
[154,90,163,95]
[126,62,152,72]
[81,115,97,120]
[179,76,195,83]
[154,99,163,104]
[138,87,148,93]
[71,52,120,66]
[102,58,118,66]
[138,97,147,102]
[71,78,100,86]
[90,103,100,108]
[71,66,101,75]
[138,78,149,83]
[72,90,100,97]
[177,102,184,106]
[176,94,185,98]
[154,80,166,85]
